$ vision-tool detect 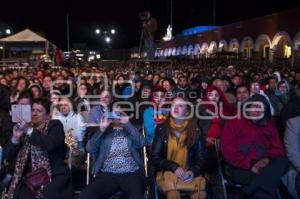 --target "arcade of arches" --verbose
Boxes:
[156,31,300,65]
